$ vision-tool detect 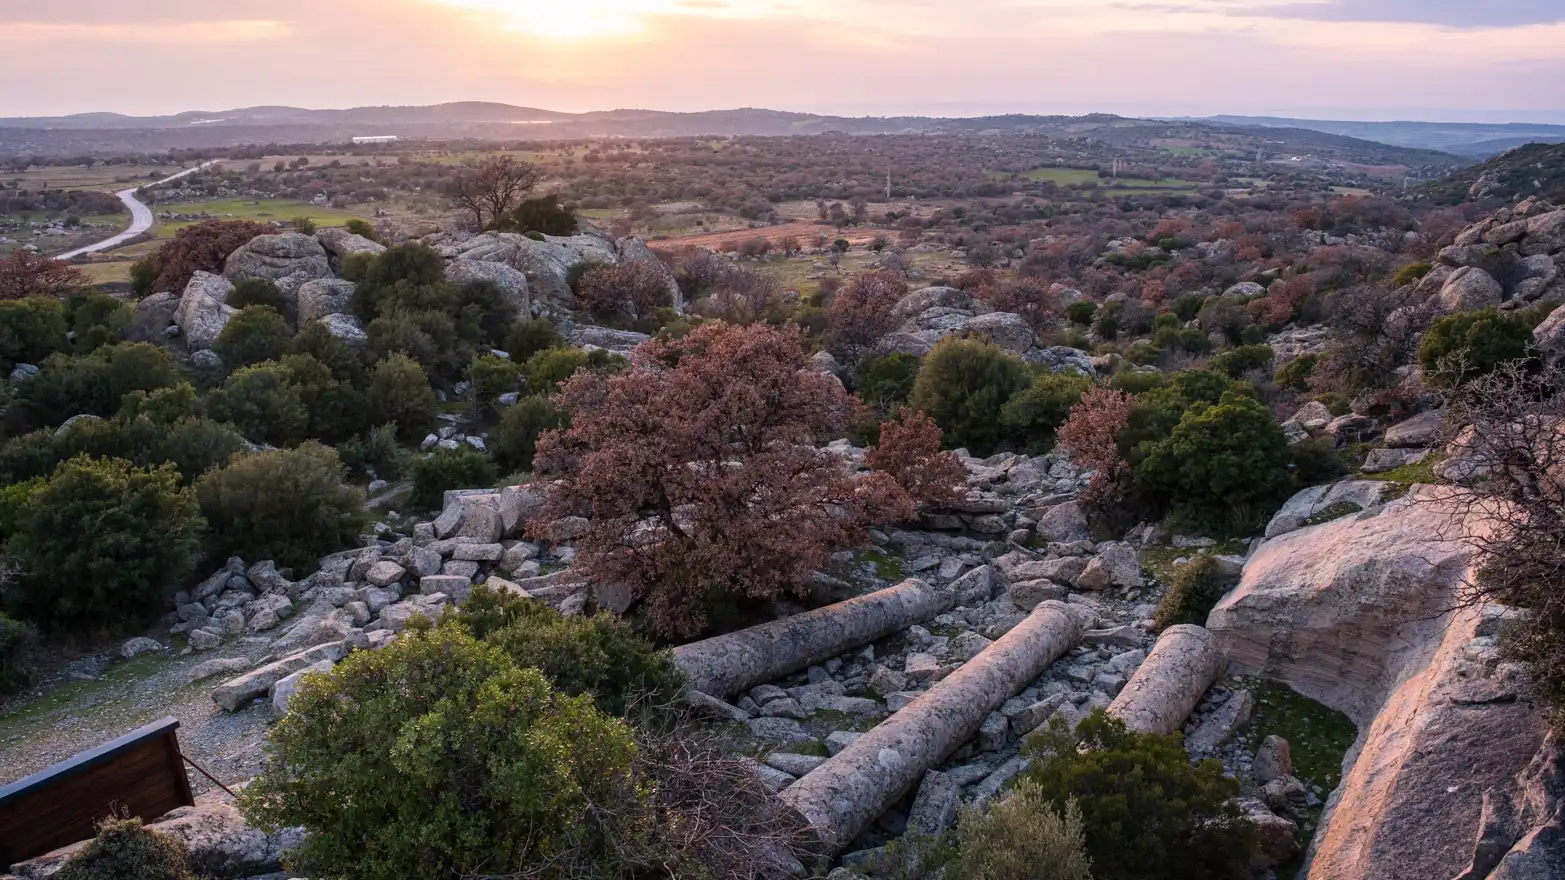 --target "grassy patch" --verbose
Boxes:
[0,650,179,742]
[1303,501,1362,527]
[1363,451,1443,488]
[858,549,906,582]
[150,198,360,238]
[783,739,831,757]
